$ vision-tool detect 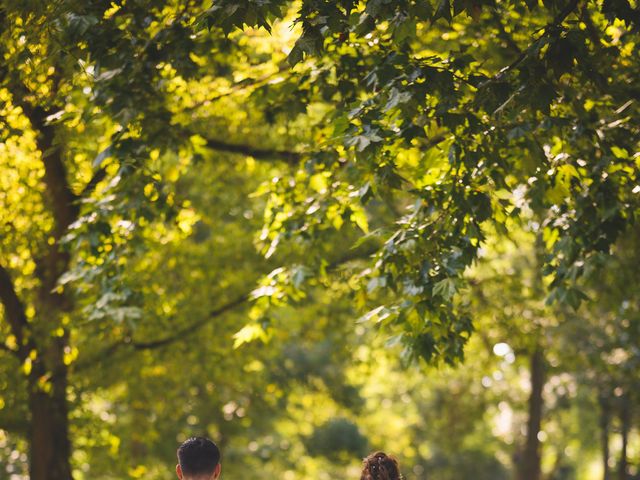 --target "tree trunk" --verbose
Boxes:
[517,347,545,480]
[0,264,73,480]
[26,239,74,480]
[618,397,630,480]
[28,103,76,480]
[2,61,78,480]
[599,394,611,480]
[28,357,72,480]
